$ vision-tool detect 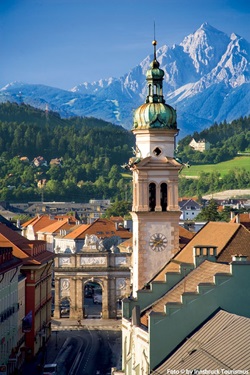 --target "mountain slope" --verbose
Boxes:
[0,23,249,136]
